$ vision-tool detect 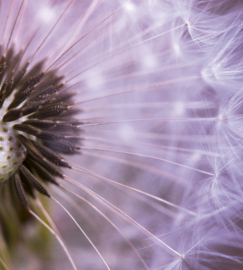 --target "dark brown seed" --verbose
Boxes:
[17,135,64,178]
[14,173,28,209]
[8,86,36,110]
[12,63,28,90]
[19,165,50,197]
[14,124,65,141]
[3,108,23,122]
[29,103,72,119]
[22,120,79,132]
[43,139,80,154]
[30,139,71,168]
[0,55,7,83]
[26,156,59,186]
